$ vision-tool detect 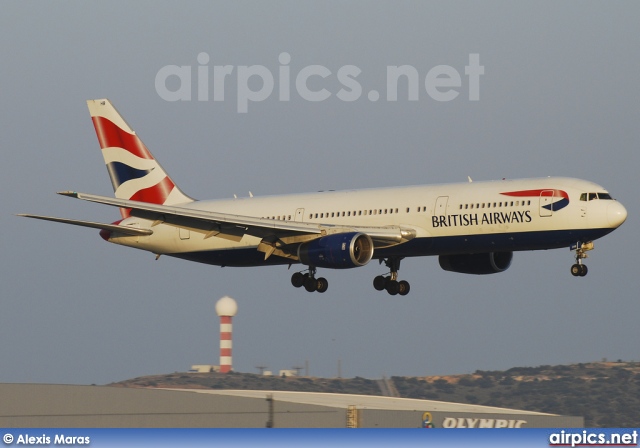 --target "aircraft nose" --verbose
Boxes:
[608,201,627,228]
